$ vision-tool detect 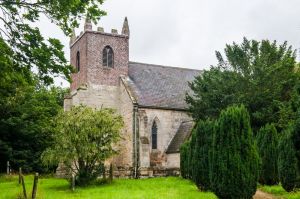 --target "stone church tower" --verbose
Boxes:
[64,17,200,178]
